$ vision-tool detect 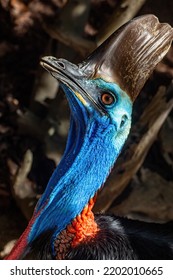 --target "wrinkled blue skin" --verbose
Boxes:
[28,78,132,256]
